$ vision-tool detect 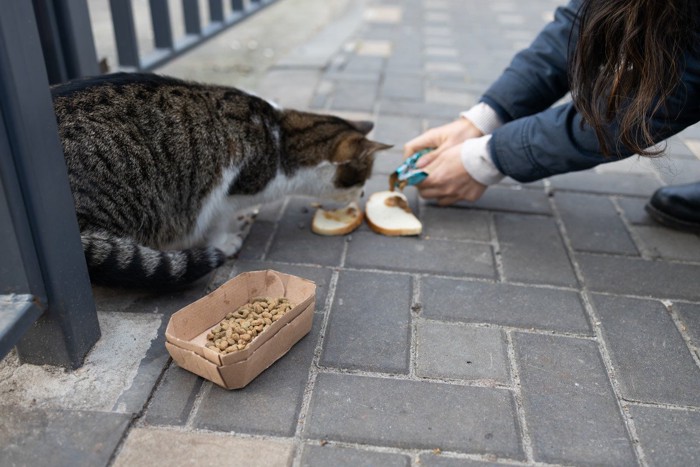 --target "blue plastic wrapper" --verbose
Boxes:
[390,149,431,190]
